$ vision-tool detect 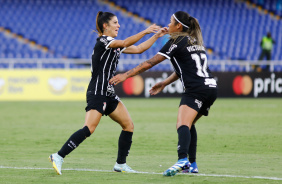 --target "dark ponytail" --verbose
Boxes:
[172,11,204,46]
[95,11,115,37]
